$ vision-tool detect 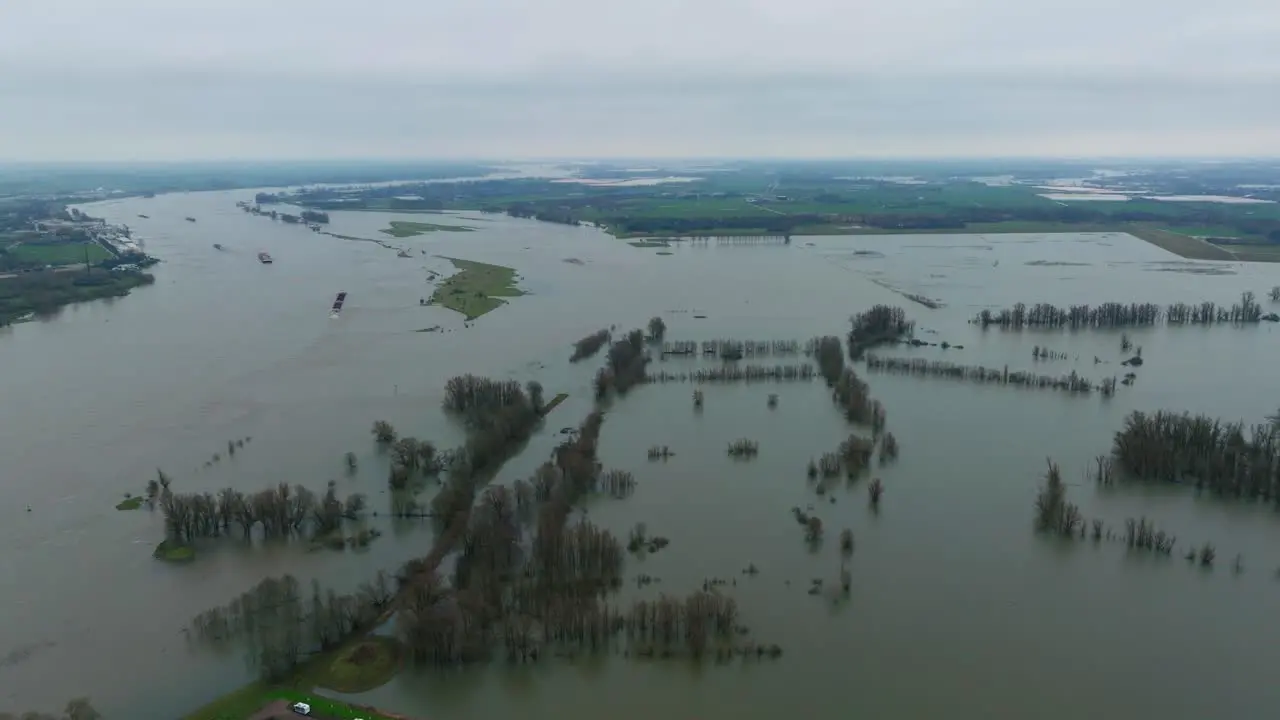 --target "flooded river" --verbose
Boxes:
[4,189,1280,718]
